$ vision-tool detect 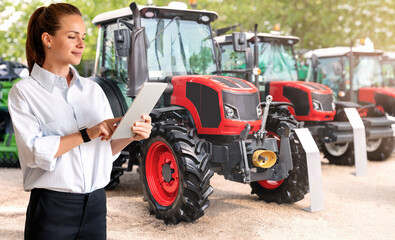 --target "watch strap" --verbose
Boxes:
[79,127,91,143]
